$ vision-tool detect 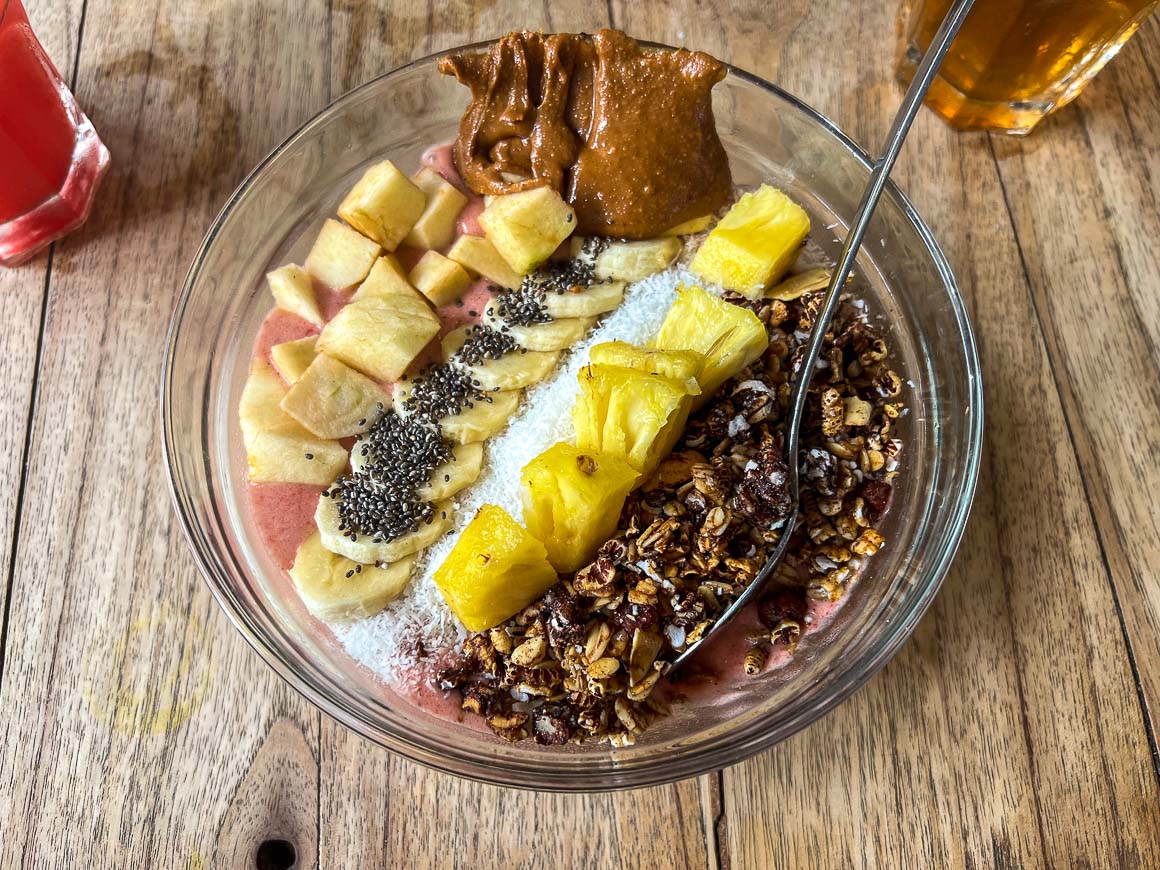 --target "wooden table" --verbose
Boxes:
[2,1,1158,866]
